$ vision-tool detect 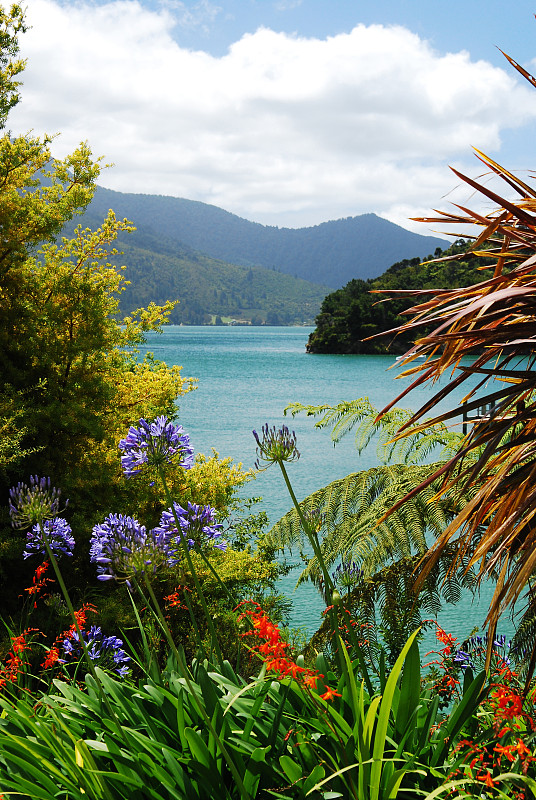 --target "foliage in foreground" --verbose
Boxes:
[0,406,534,799]
[368,46,536,676]
[0,605,535,799]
